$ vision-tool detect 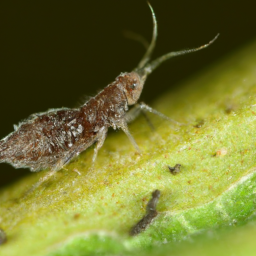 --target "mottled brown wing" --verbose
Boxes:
[0,108,87,172]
